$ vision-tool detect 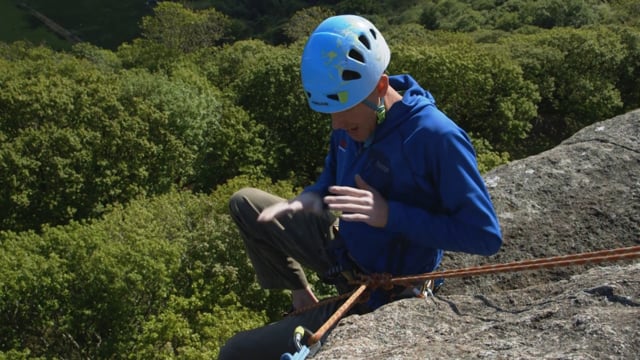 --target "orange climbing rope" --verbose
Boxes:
[391,245,640,287]
[308,283,368,345]
[305,245,640,346]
